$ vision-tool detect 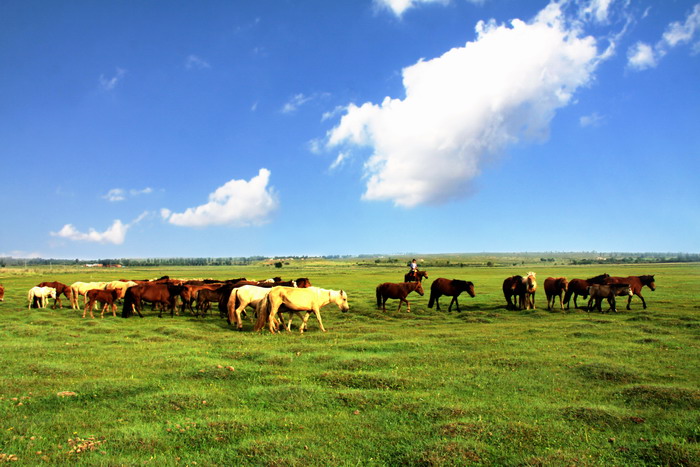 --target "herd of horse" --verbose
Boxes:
[1,268,656,333]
